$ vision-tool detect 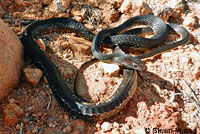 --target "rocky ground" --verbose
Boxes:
[0,0,200,134]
